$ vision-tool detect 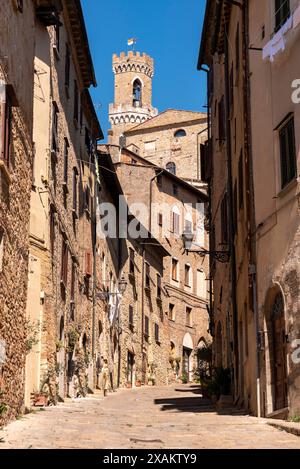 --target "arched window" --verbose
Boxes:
[174,129,186,138]
[166,162,176,175]
[133,79,142,107]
